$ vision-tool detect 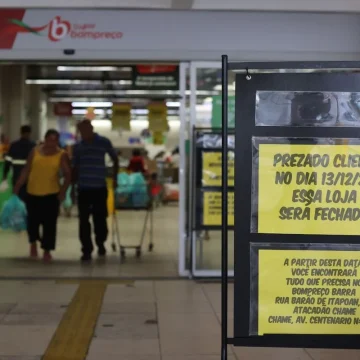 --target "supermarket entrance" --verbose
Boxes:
[0,62,195,279]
